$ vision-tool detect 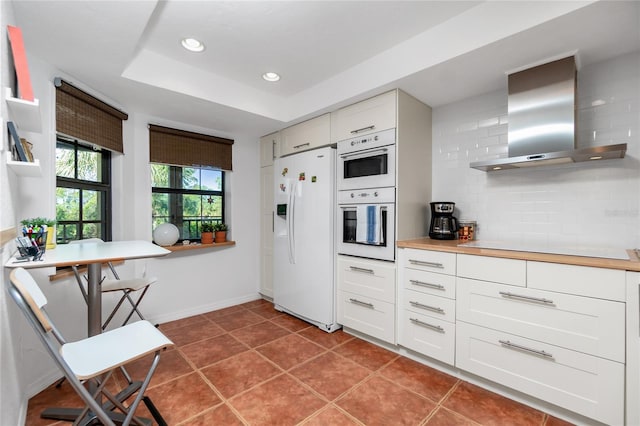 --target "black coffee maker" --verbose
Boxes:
[429,202,458,240]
